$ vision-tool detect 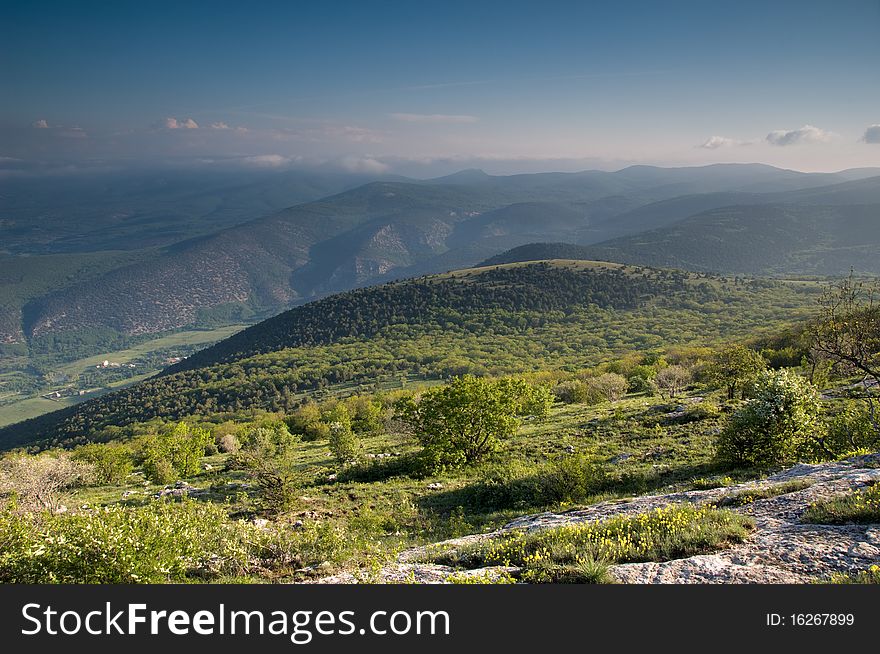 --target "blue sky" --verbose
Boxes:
[2,0,879,174]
